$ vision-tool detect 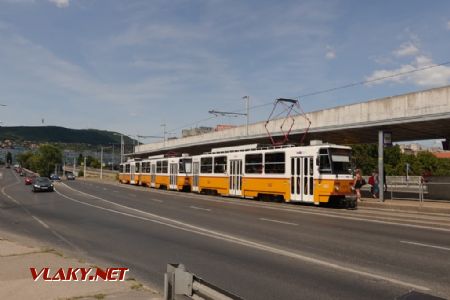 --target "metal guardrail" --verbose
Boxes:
[164,264,244,300]
[388,179,450,203]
